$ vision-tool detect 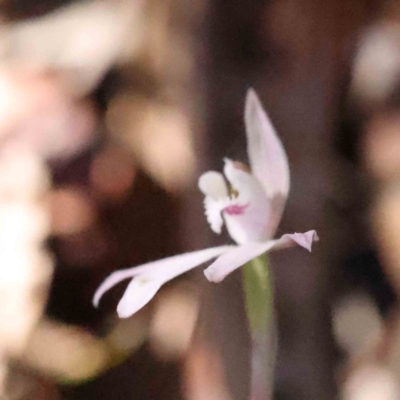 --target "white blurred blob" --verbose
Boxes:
[0,68,96,161]
[343,364,399,400]
[333,292,382,355]
[22,319,110,383]
[0,146,52,357]
[108,97,196,192]
[149,285,200,360]
[0,71,22,133]
[138,107,196,191]
[3,0,144,95]
[351,23,400,106]
[15,97,95,161]
[0,250,52,356]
